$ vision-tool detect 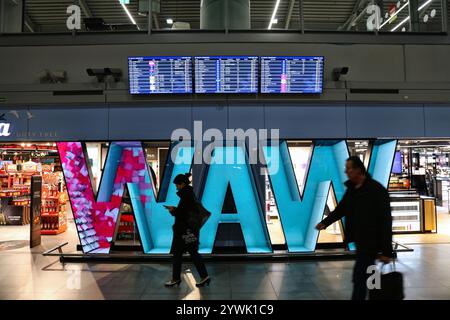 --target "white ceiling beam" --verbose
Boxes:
[24,13,36,33]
